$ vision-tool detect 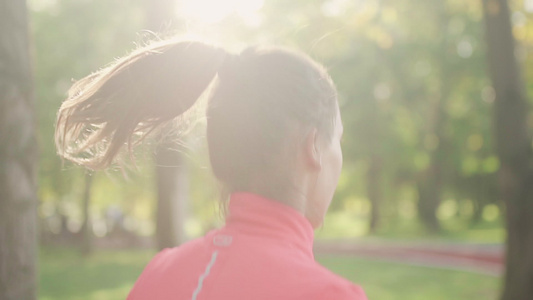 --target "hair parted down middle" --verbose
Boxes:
[55,38,338,198]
